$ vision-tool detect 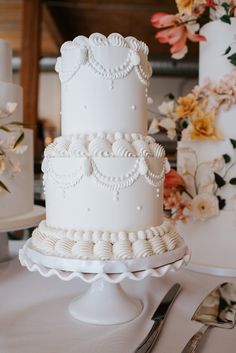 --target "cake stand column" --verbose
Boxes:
[68,279,143,325]
[0,232,10,262]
